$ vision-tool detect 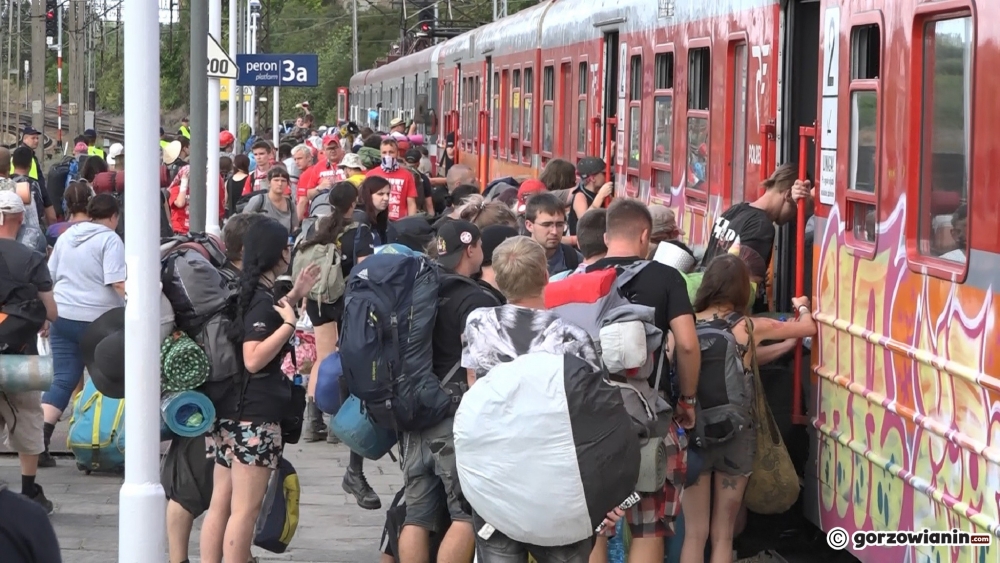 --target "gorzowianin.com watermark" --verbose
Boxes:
[827,527,992,550]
